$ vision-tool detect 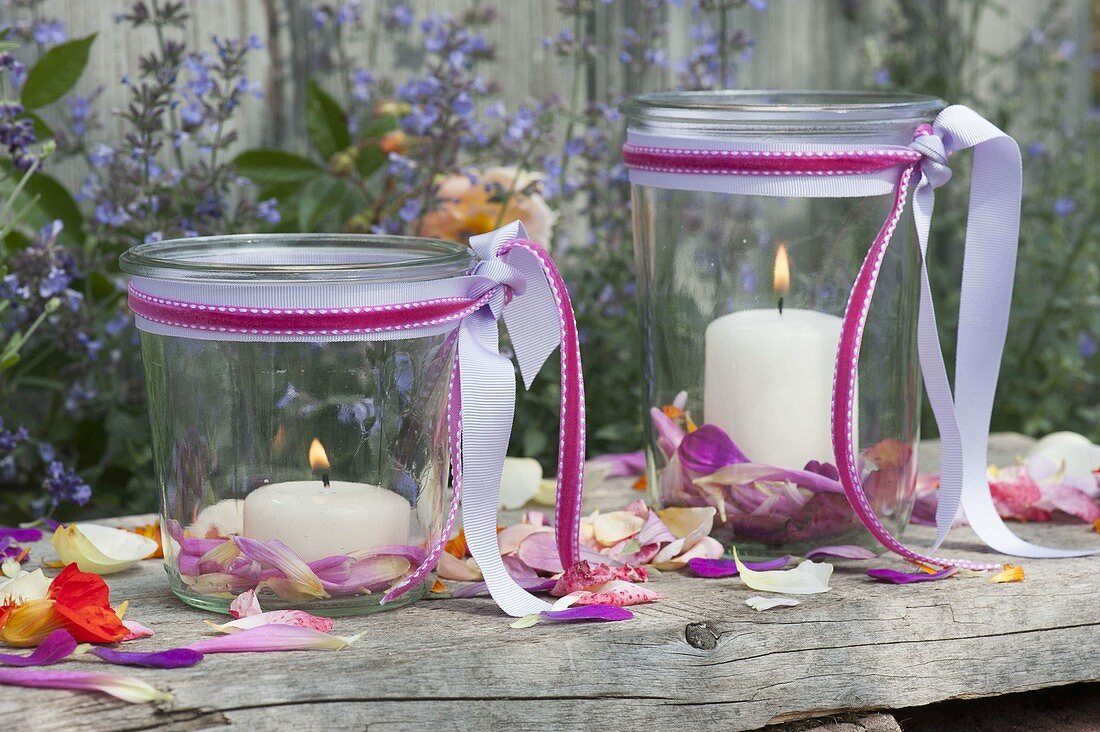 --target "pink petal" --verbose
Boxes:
[551,560,648,596]
[120,620,155,642]
[0,668,171,703]
[650,407,685,457]
[497,524,550,556]
[585,451,646,478]
[502,554,539,579]
[805,545,878,561]
[571,580,661,607]
[516,531,617,574]
[89,647,203,669]
[522,511,548,526]
[229,589,263,619]
[232,536,326,599]
[452,577,556,599]
[317,555,411,594]
[207,609,335,634]
[189,624,360,653]
[1043,482,1100,522]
